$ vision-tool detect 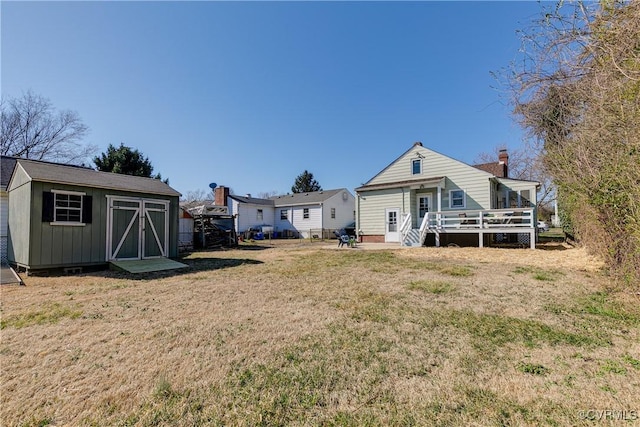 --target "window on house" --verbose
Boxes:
[412,159,422,175]
[449,190,465,209]
[520,190,531,207]
[331,208,336,219]
[42,190,92,225]
[280,209,288,220]
[303,208,309,219]
[257,209,263,221]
